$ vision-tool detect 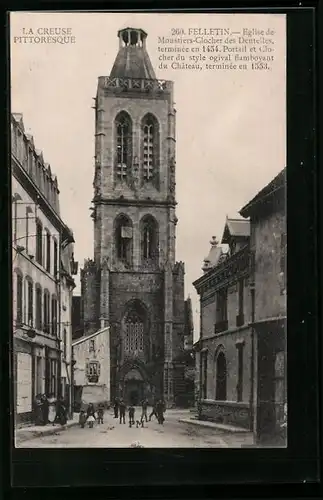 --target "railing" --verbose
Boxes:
[214,320,228,334]
[102,77,172,93]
